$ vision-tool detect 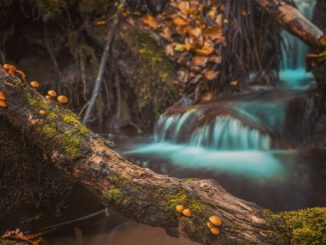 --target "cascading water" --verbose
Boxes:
[279,0,316,88]
[154,113,271,151]
[125,0,320,179]
[127,109,282,178]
